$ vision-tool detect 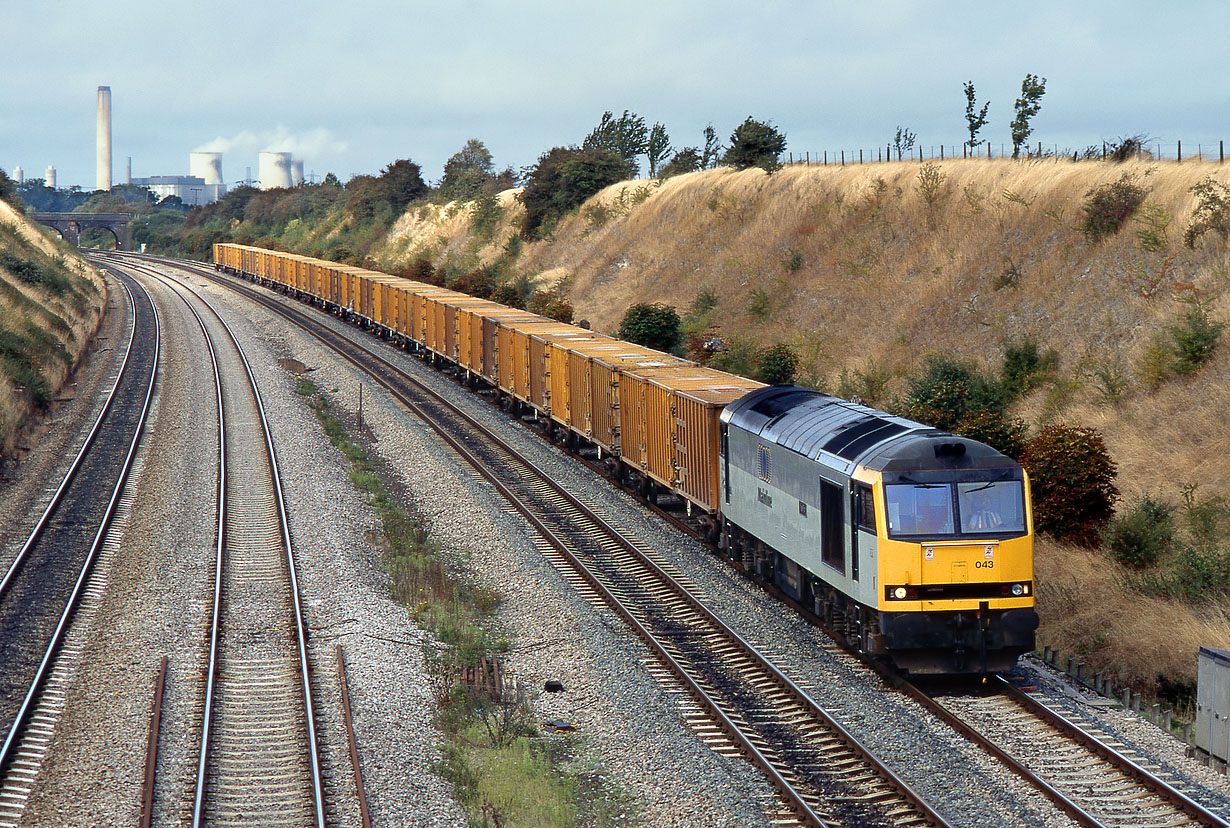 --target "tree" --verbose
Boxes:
[646,123,672,178]
[379,159,428,209]
[517,146,627,239]
[440,138,496,202]
[322,172,342,188]
[659,148,702,178]
[701,125,724,169]
[892,126,917,159]
[723,117,787,173]
[619,303,681,352]
[963,81,990,151]
[583,110,648,177]
[1011,74,1047,158]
